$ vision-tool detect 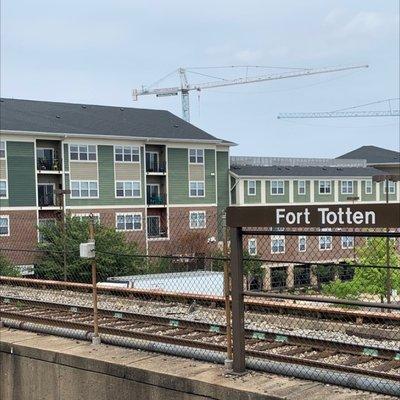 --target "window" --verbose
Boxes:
[69,144,96,161]
[116,213,142,231]
[247,180,256,196]
[38,219,56,243]
[319,180,331,194]
[319,235,332,251]
[0,141,6,159]
[189,211,206,229]
[298,180,306,195]
[248,238,257,255]
[341,180,353,195]
[115,181,141,198]
[114,146,140,163]
[70,181,98,198]
[0,180,7,198]
[71,213,100,223]
[365,180,373,195]
[271,235,285,254]
[0,216,9,236]
[271,180,284,195]
[189,181,205,197]
[383,181,396,194]
[189,149,204,164]
[341,236,354,249]
[298,236,307,252]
